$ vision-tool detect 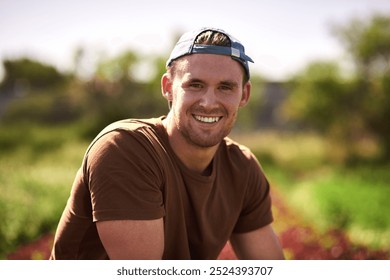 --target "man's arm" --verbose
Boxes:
[96,218,164,259]
[230,224,285,260]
